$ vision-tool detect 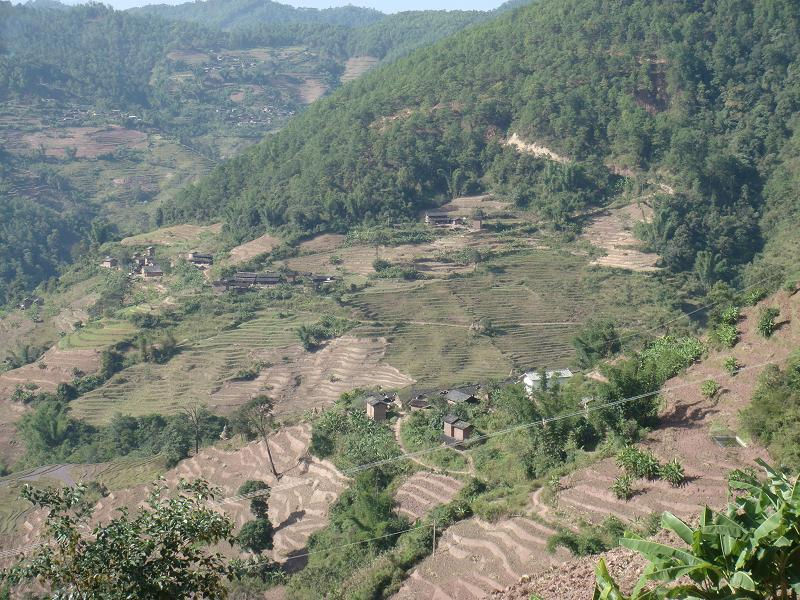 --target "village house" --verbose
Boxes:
[409,397,431,411]
[522,369,574,394]
[141,264,164,278]
[365,396,390,421]
[442,414,473,442]
[18,296,43,310]
[310,274,337,286]
[101,256,118,269]
[444,388,479,405]
[187,252,213,267]
[424,211,464,228]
